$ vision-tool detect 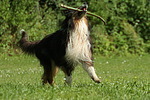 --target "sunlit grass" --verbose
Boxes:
[0,54,149,100]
